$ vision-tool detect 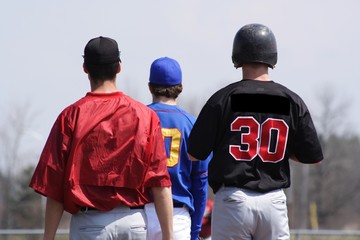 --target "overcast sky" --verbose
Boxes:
[2,1,360,168]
